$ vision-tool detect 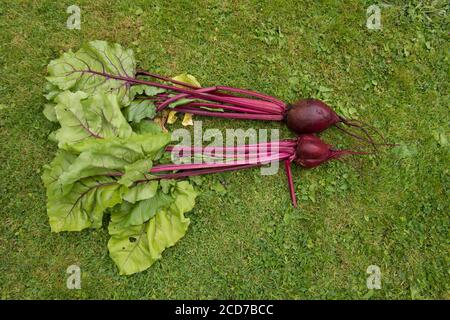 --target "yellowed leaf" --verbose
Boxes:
[172,74,201,88]
[182,113,194,126]
[167,111,178,124]
[153,117,168,133]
